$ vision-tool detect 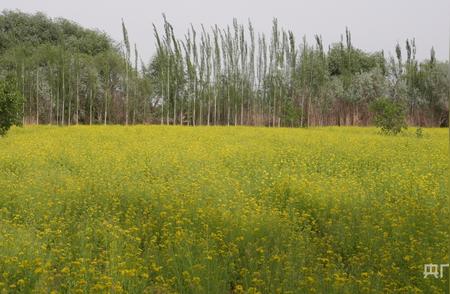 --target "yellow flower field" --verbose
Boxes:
[0,126,448,293]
